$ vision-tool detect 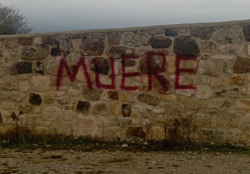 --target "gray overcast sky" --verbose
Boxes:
[1,0,250,32]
